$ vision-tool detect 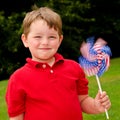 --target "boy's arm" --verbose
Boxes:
[78,91,111,114]
[10,113,24,120]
